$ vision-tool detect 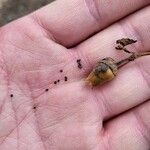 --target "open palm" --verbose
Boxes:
[0,0,149,149]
